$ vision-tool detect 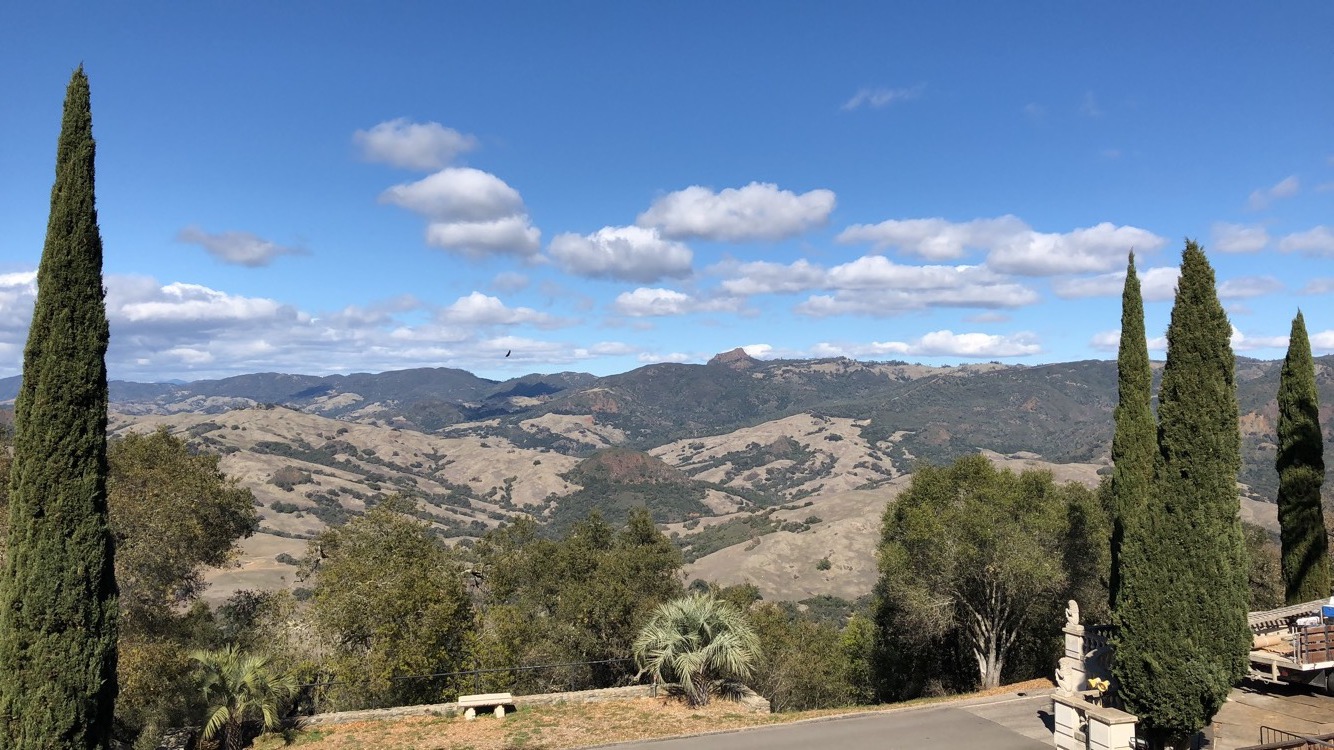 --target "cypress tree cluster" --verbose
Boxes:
[0,67,119,749]
[1108,253,1155,611]
[1113,241,1250,749]
[1275,311,1330,604]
